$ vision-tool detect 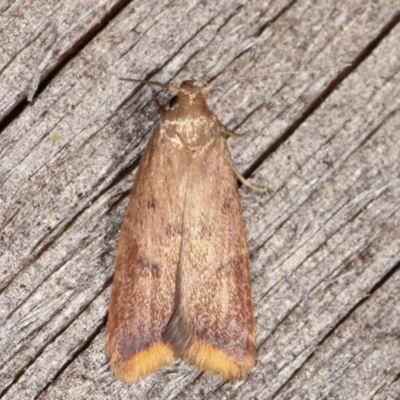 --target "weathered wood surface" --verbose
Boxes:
[1,0,399,399]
